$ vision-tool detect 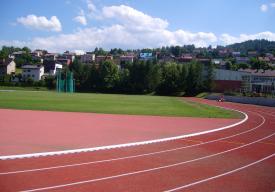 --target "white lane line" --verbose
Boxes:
[1,111,264,175]
[254,110,275,118]
[164,153,275,192]
[0,107,248,160]
[19,132,275,192]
